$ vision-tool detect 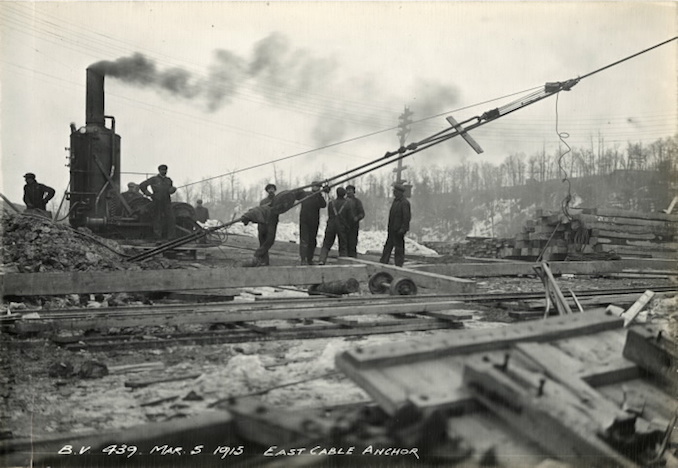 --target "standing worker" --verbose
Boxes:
[318,187,349,265]
[194,199,210,223]
[139,164,177,240]
[379,183,411,267]
[345,184,365,258]
[298,181,327,265]
[194,199,210,244]
[23,173,55,212]
[252,183,278,266]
